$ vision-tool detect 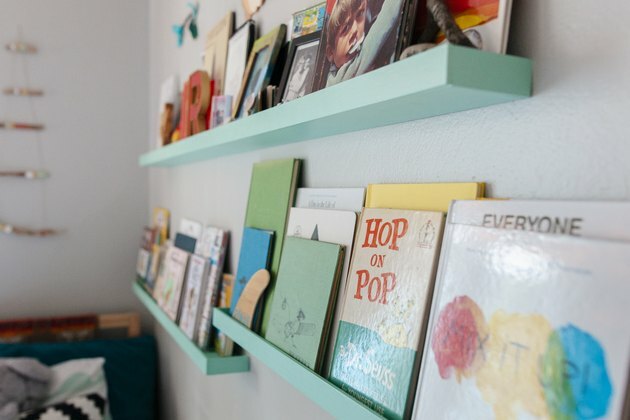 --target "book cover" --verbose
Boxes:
[141,226,157,251]
[286,207,358,374]
[244,158,301,335]
[365,182,485,212]
[196,228,230,349]
[447,199,630,241]
[178,218,203,239]
[136,248,151,280]
[295,187,365,212]
[174,232,197,253]
[329,208,445,420]
[413,216,630,419]
[230,227,274,316]
[152,208,170,245]
[145,243,166,293]
[153,245,190,321]
[265,237,344,372]
[178,254,210,341]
